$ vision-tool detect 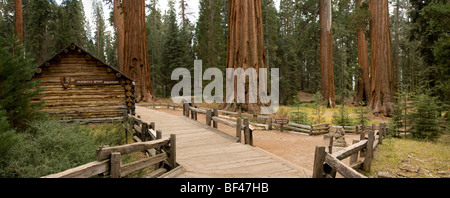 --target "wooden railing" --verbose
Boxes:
[139,102,391,138]
[312,123,387,178]
[42,115,182,178]
[181,102,256,146]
